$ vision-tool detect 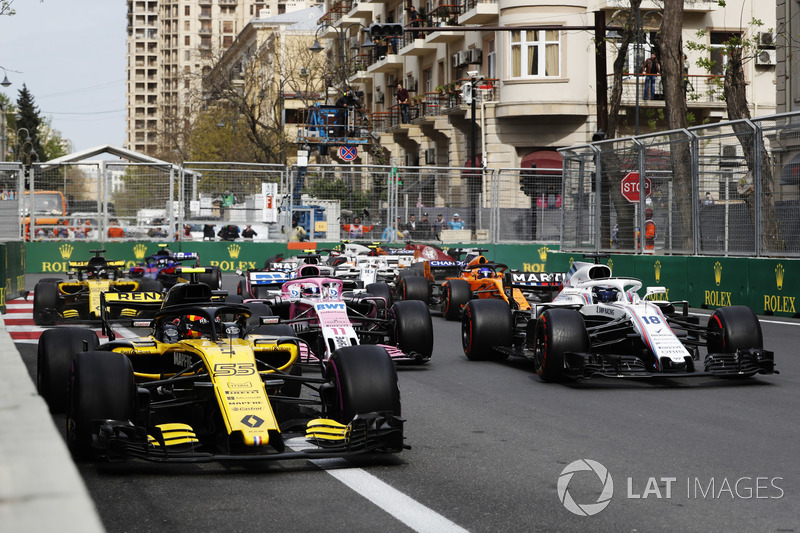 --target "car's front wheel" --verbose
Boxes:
[33,281,60,326]
[391,300,433,361]
[67,351,136,460]
[442,279,471,320]
[327,345,400,422]
[533,308,589,382]
[37,328,99,413]
[707,305,762,354]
